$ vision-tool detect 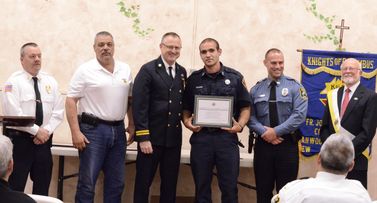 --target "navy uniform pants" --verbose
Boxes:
[253,135,298,203]
[134,144,181,203]
[6,129,53,195]
[190,130,239,203]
